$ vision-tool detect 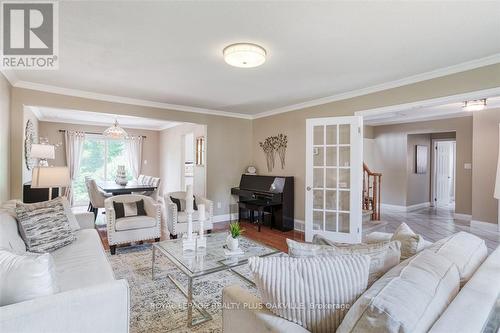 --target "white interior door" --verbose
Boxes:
[305,116,363,243]
[434,141,453,206]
